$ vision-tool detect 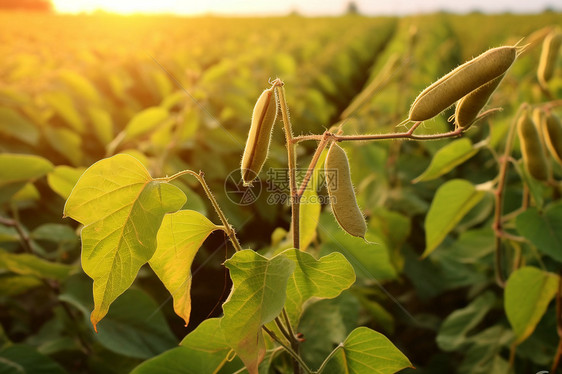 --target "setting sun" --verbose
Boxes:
[52,0,195,15]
